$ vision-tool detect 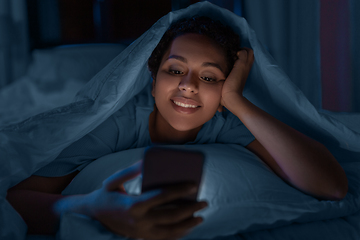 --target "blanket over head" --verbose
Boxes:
[1,2,359,239]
